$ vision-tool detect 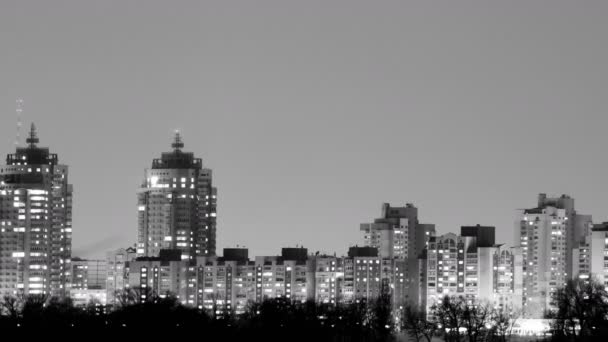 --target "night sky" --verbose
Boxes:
[1,1,607,258]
